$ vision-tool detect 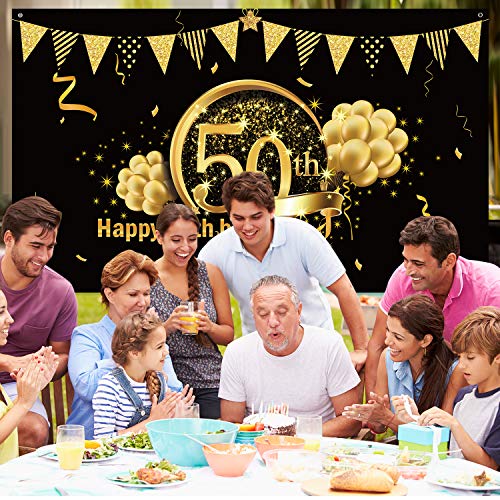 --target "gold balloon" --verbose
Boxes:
[149,163,168,181]
[387,128,409,154]
[125,192,145,211]
[339,139,372,175]
[126,174,148,196]
[129,154,147,170]
[368,117,389,142]
[323,119,343,145]
[378,154,401,178]
[118,168,134,185]
[350,100,374,118]
[341,115,371,142]
[142,199,164,216]
[144,179,169,205]
[332,102,351,119]
[371,109,397,133]
[131,162,151,179]
[327,144,341,173]
[369,139,395,168]
[116,182,128,200]
[146,150,164,166]
[350,162,379,187]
